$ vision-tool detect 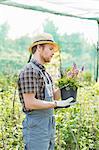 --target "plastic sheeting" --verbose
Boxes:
[0,0,99,21]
